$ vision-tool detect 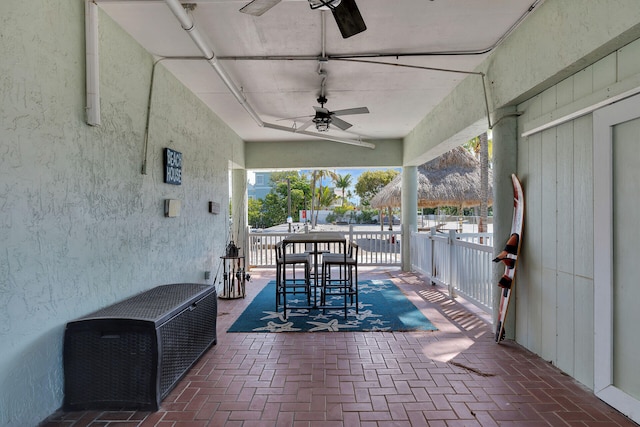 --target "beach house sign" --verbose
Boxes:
[164,148,182,185]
